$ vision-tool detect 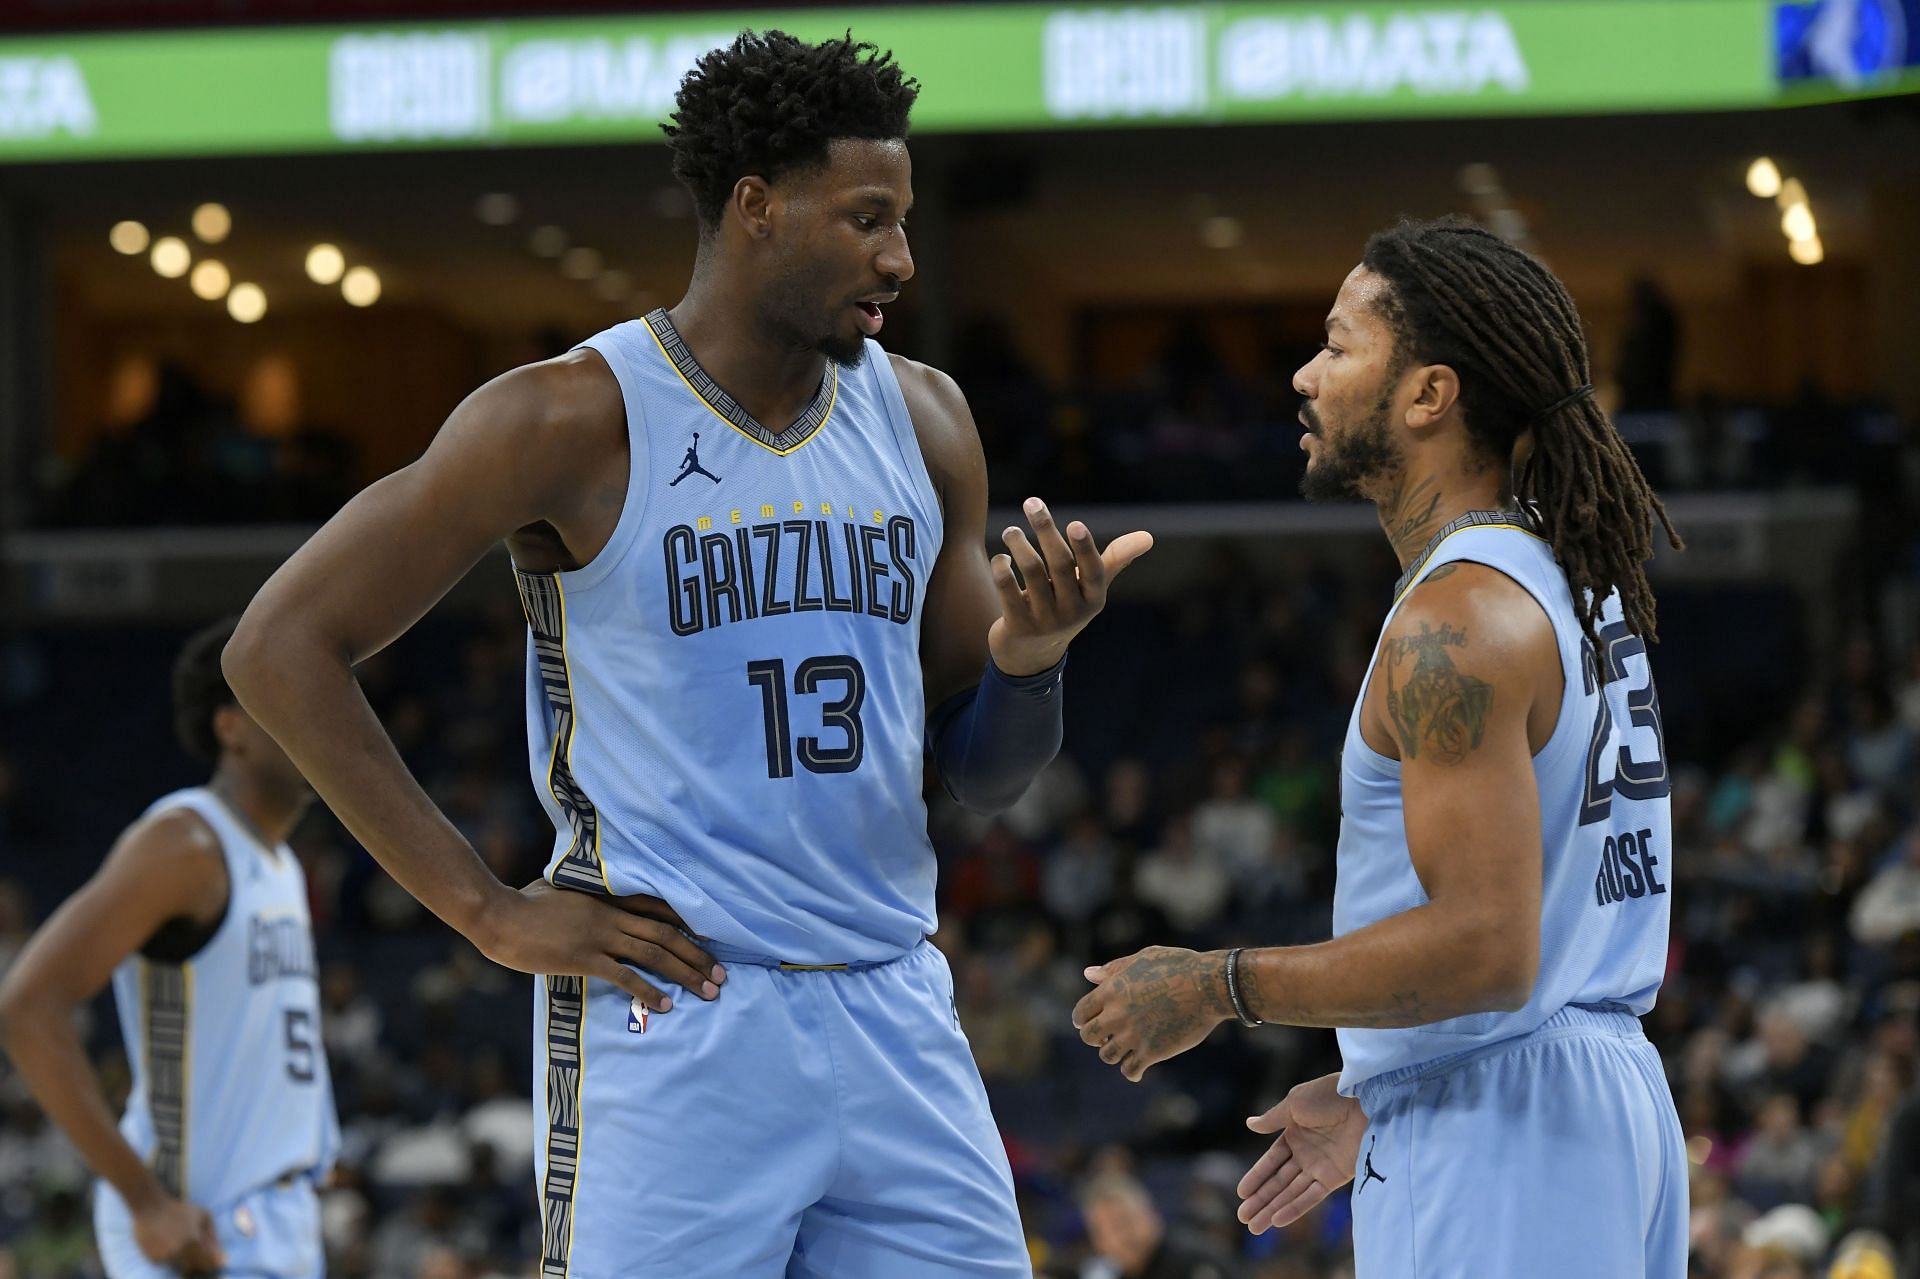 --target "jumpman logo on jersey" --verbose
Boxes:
[670,432,722,486]
[1358,1135,1387,1194]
